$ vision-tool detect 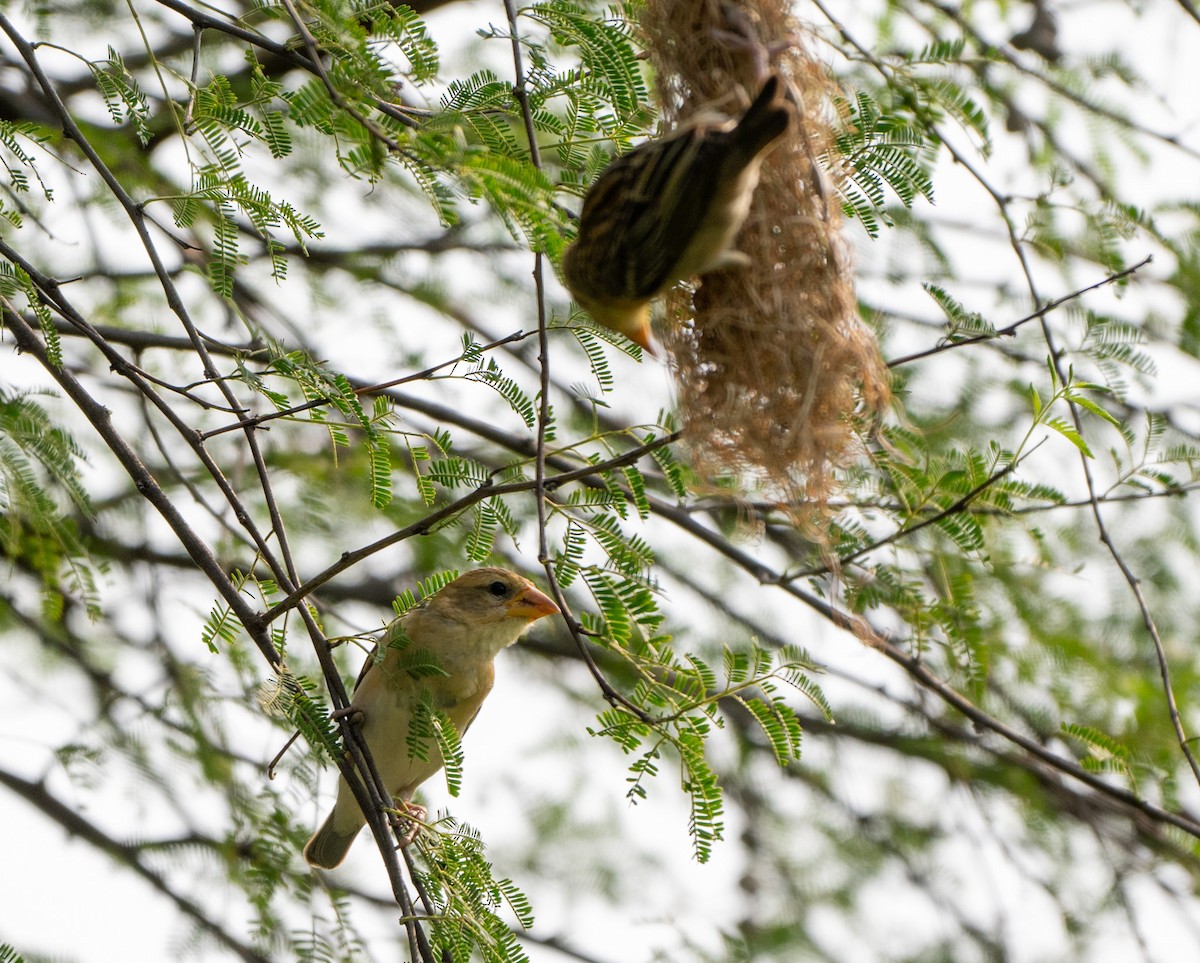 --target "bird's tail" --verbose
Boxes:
[303,812,361,869]
[732,73,791,159]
